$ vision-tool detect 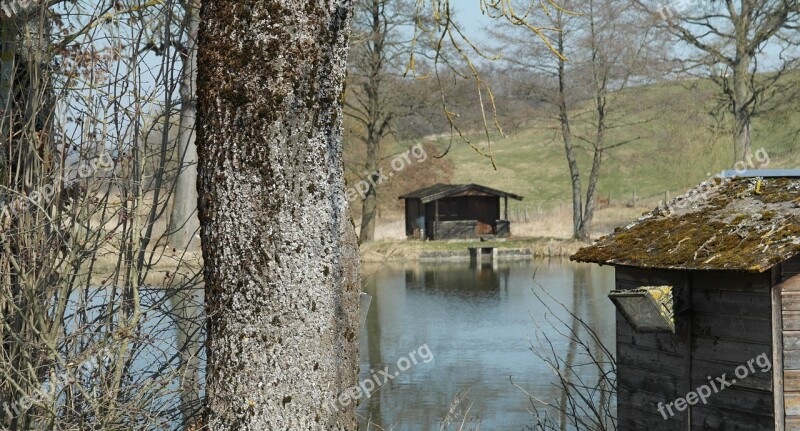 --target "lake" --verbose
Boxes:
[357,258,616,430]
[58,258,614,429]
